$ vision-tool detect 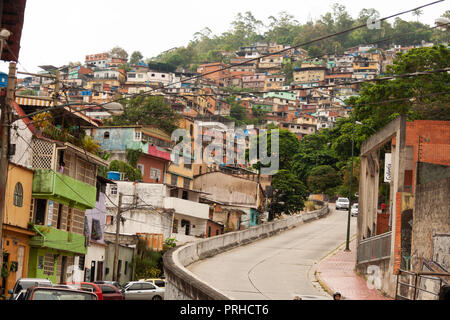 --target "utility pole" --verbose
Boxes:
[112,192,123,282]
[0,62,17,276]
